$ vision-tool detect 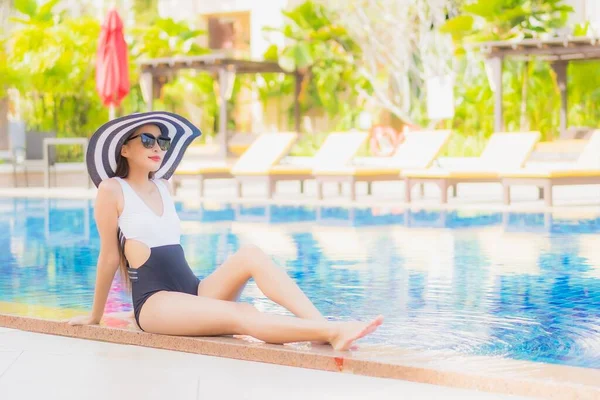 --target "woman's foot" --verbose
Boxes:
[329,315,384,351]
